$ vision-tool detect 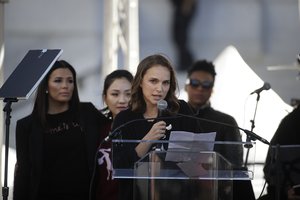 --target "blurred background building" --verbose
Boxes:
[1,0,300,199]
